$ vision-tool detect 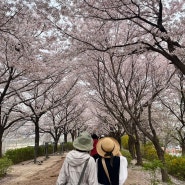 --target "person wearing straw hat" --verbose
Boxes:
[56,131,98,185]
[96,137,128,185]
